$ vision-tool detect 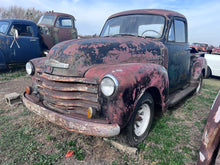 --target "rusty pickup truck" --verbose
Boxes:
[22,9,206,146]
[38,11,78,51]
